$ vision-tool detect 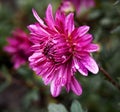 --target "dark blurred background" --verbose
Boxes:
[0,0,120,112]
